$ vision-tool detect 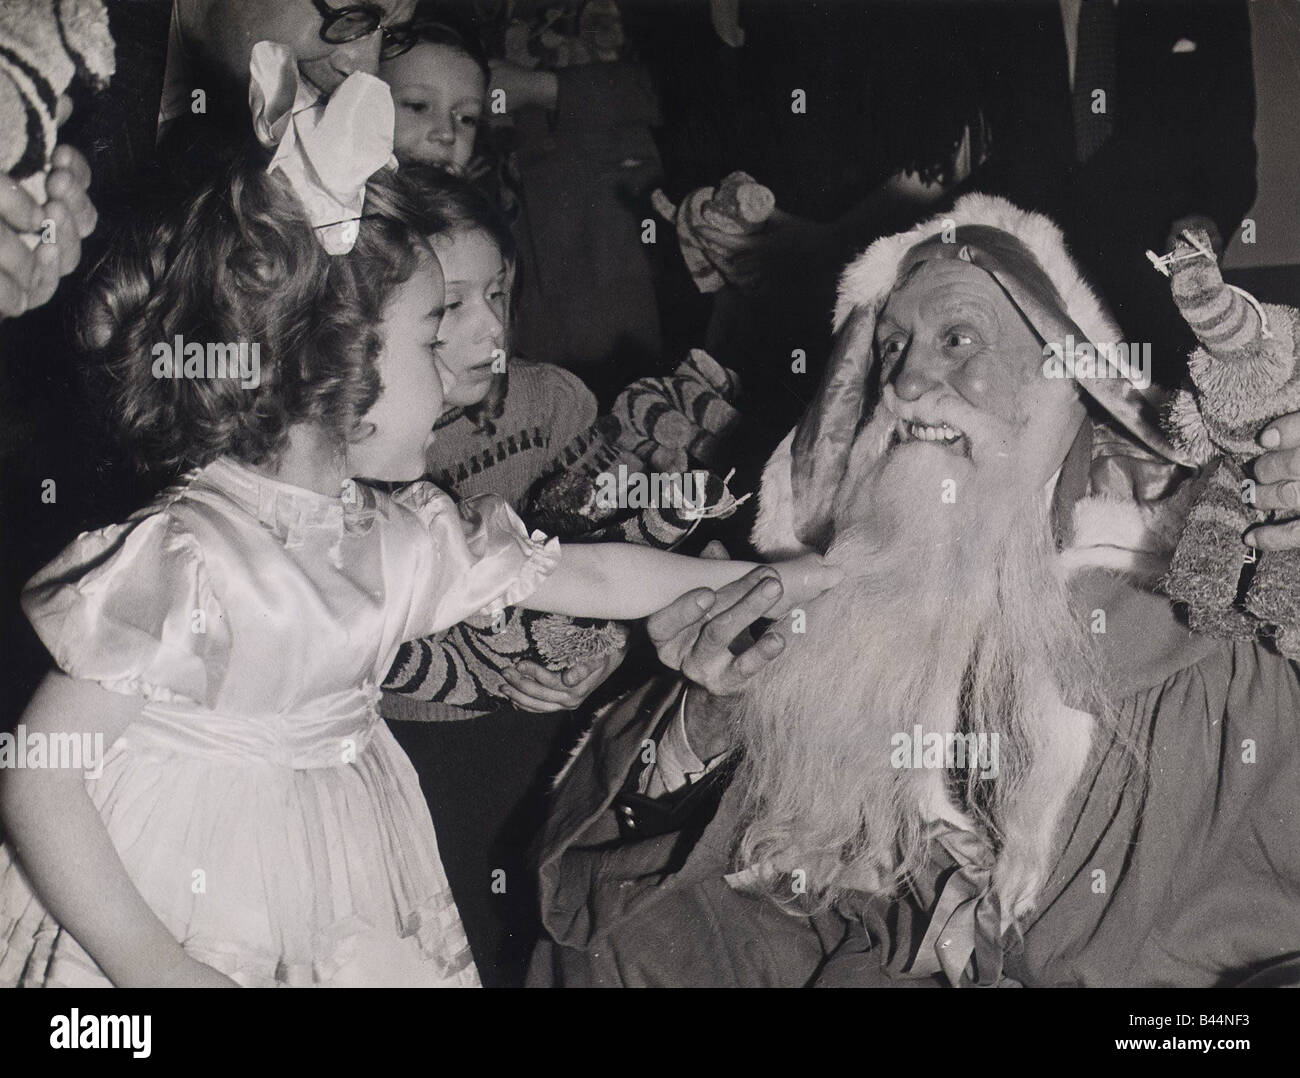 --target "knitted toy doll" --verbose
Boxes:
[651,171,776,293]
[0,0,114,231]
[1158,229,1300,657]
